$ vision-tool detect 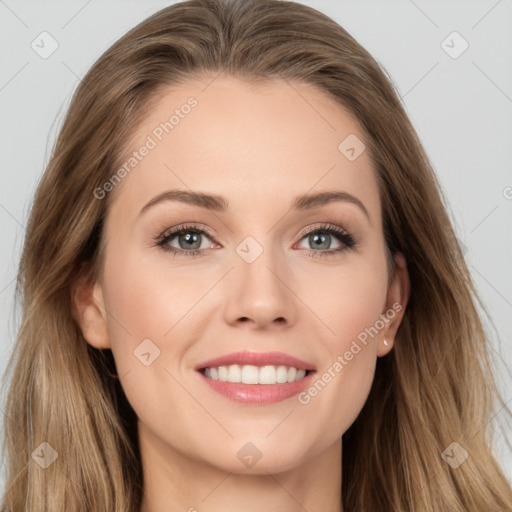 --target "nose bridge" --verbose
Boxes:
[223,233,296,327]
